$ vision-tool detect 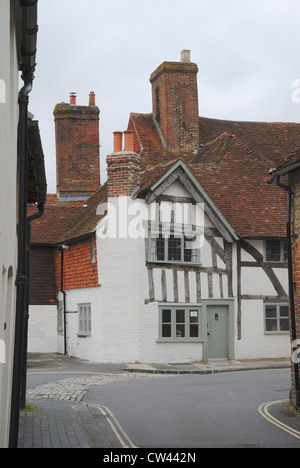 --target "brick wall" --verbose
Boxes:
[150,60,199,151]
[106,152,141,198]
[54,97,100,197]
[29,247,58,305]
[289,170,300,405]
[55,237,99,291]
